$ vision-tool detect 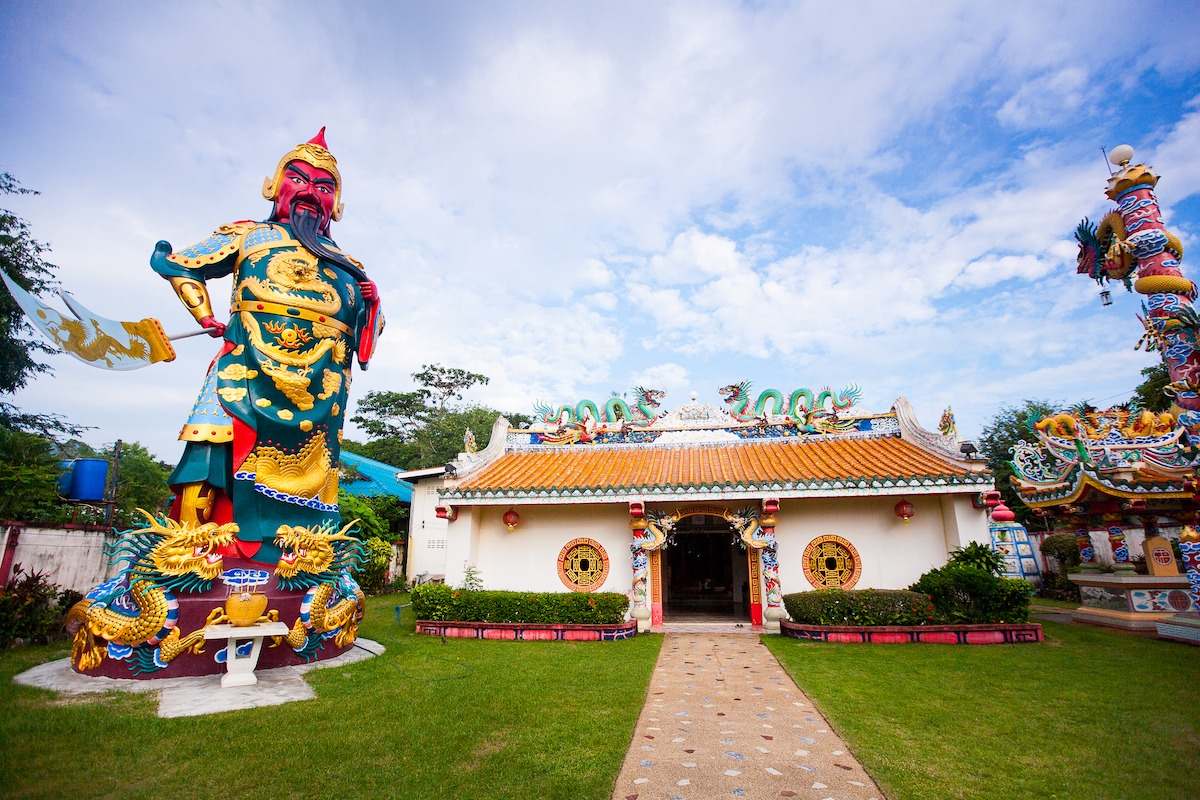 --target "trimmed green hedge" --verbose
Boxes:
[910,564,1033,624]
[783,588,936,626]
[411,584,629,625]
